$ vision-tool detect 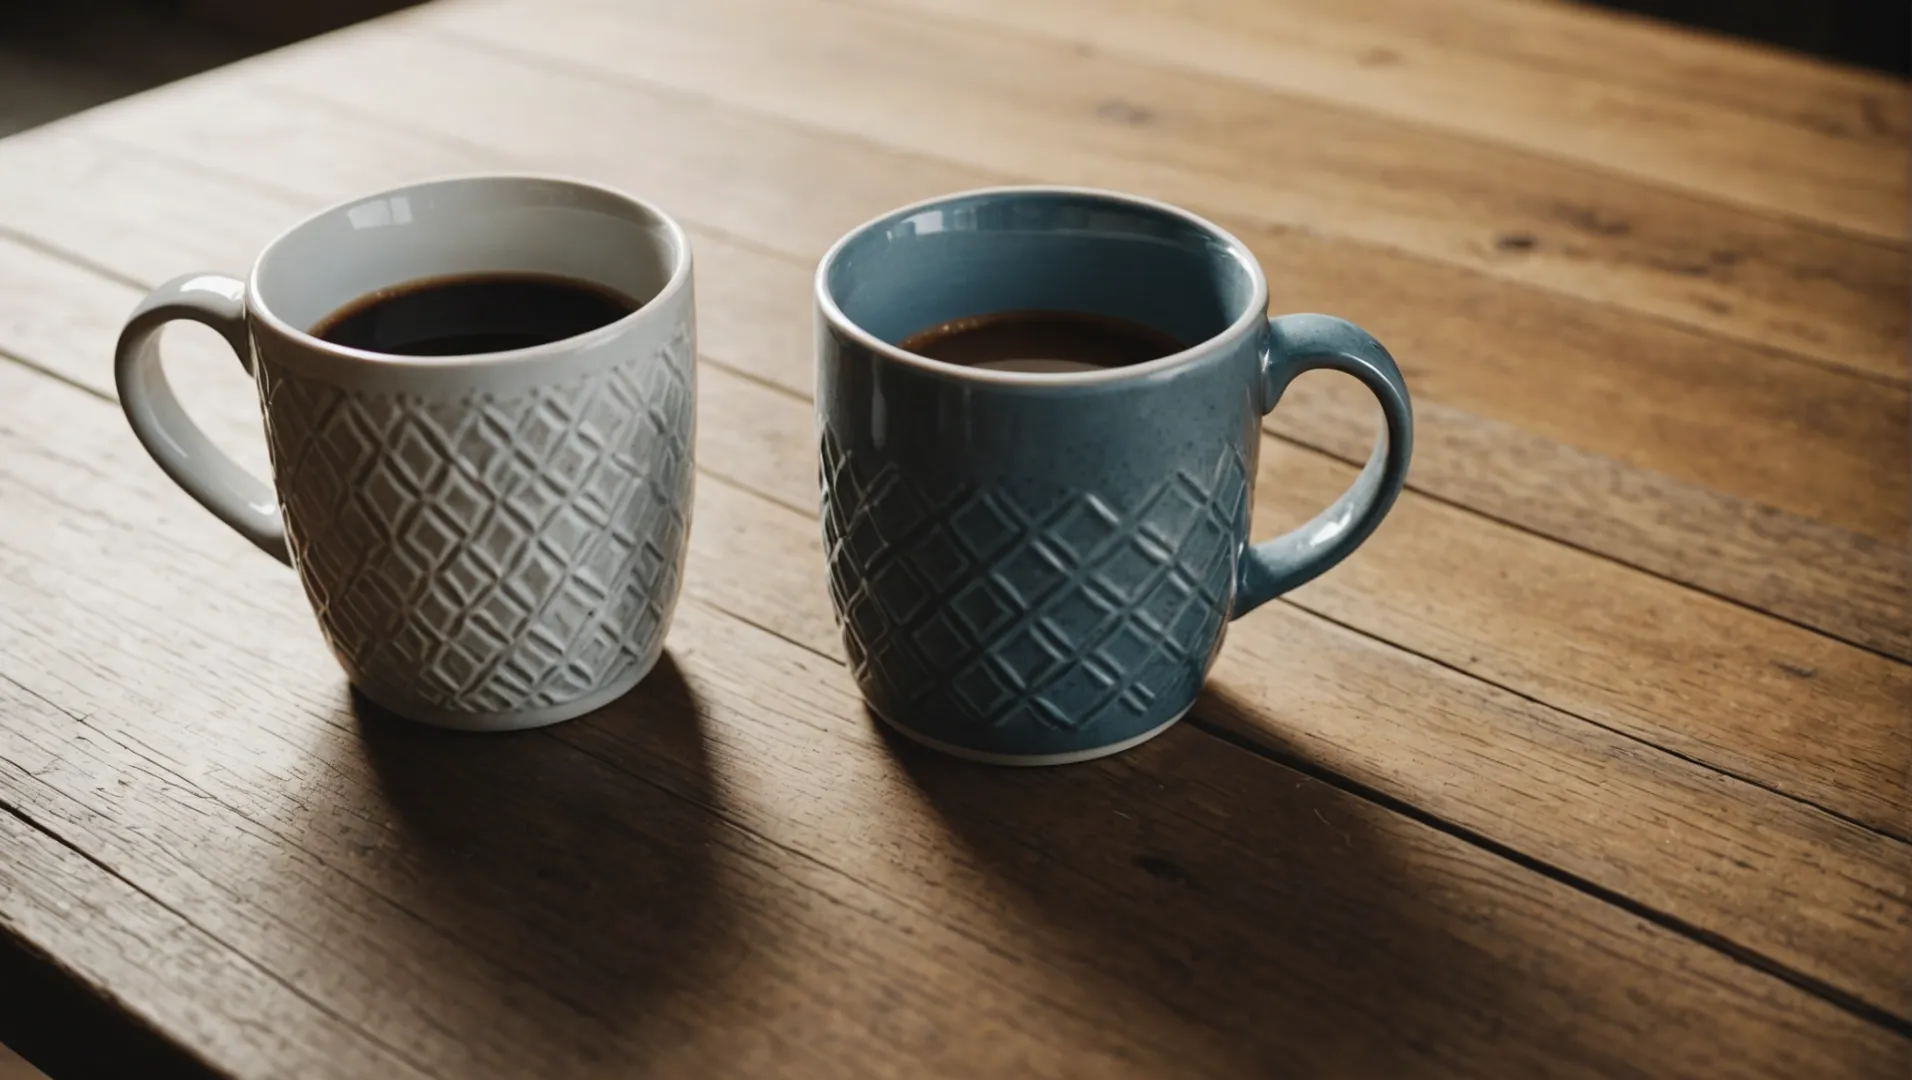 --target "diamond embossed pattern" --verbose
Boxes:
[821,427,1248,745]
[258,329,694,717]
